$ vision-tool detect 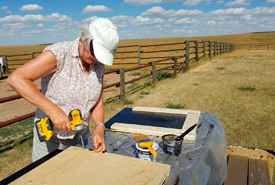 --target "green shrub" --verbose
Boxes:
[238,86,256,92]
[140,91,150,95]
[128,82,138,89]
[165,103,185,109]
[130,72,141,76]
[124,98,133,105]
[156,71,173,81]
